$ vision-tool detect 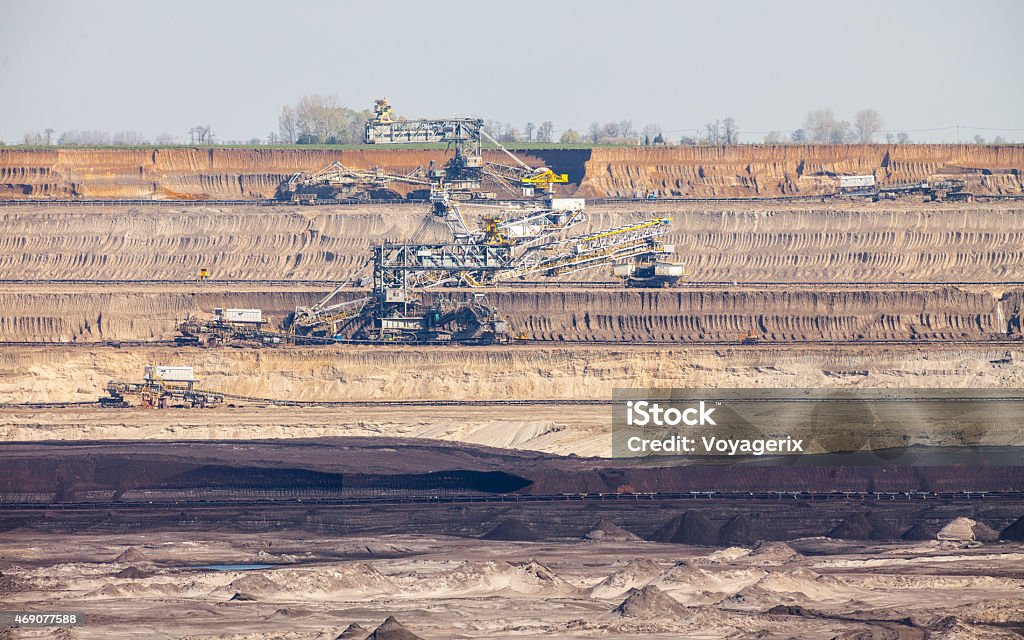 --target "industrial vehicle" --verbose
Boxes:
[279,99,569,202]
[101,366,224,408]
[176,308,281,347]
